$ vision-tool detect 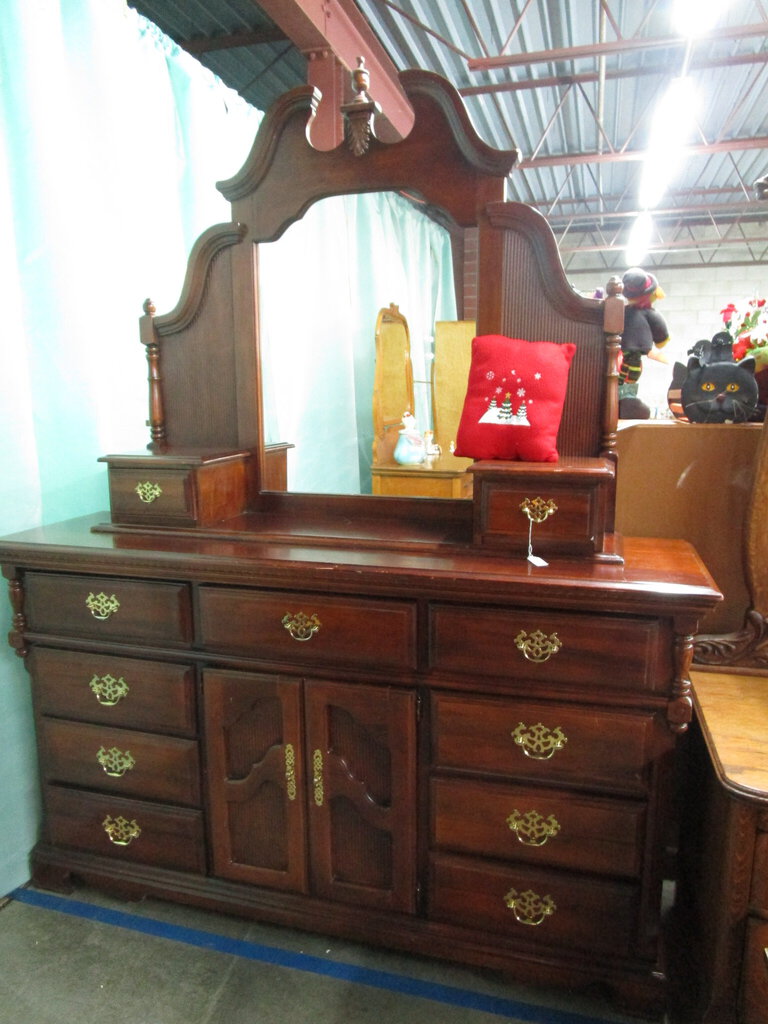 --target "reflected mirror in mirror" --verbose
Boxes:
[258,190,469,496]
